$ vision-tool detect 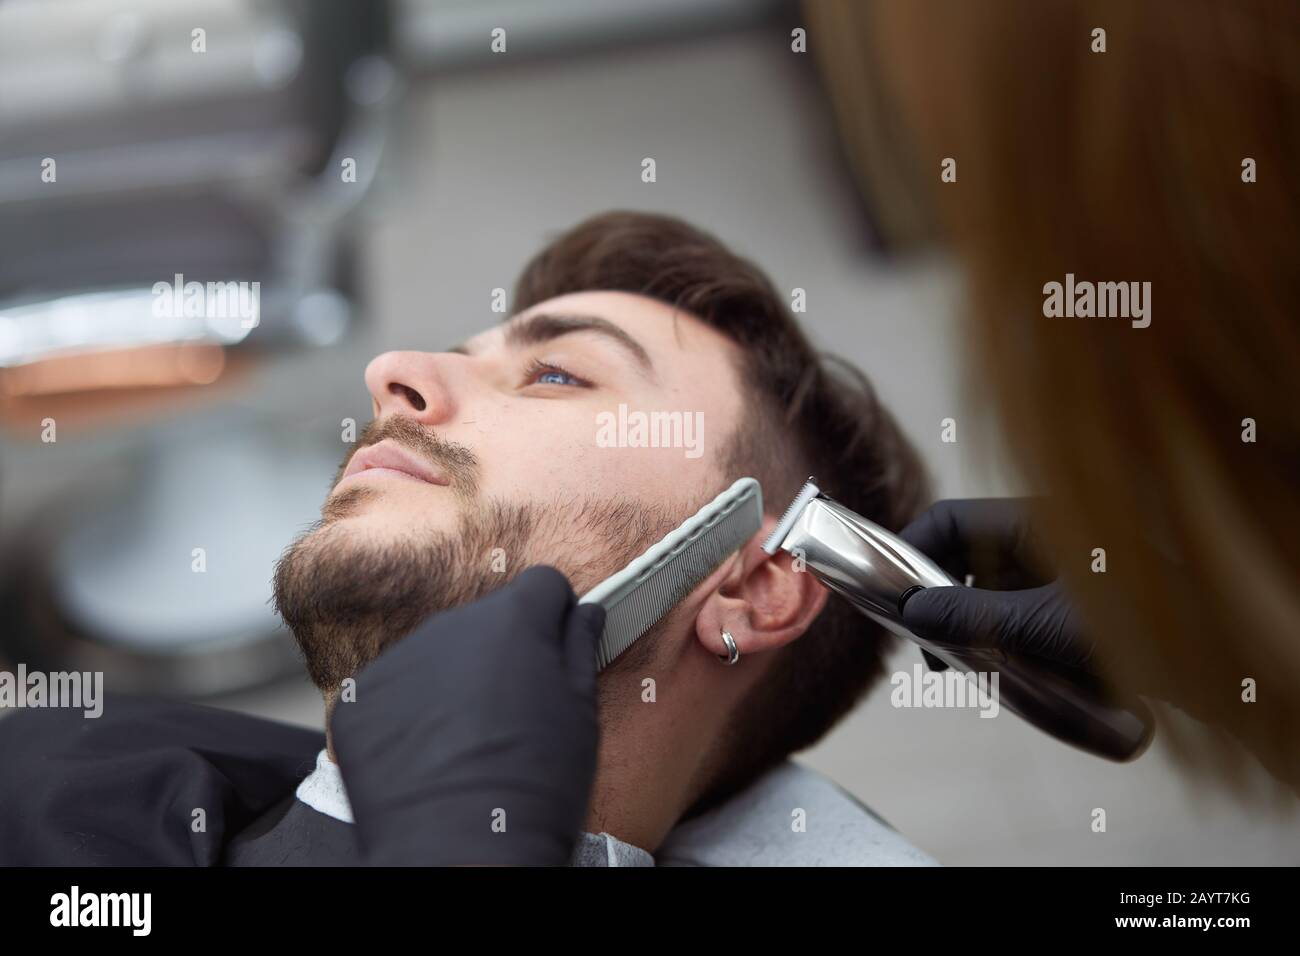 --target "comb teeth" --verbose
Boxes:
[596,497,759,669]
[579,477,762,672]
[762,478,821,555]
